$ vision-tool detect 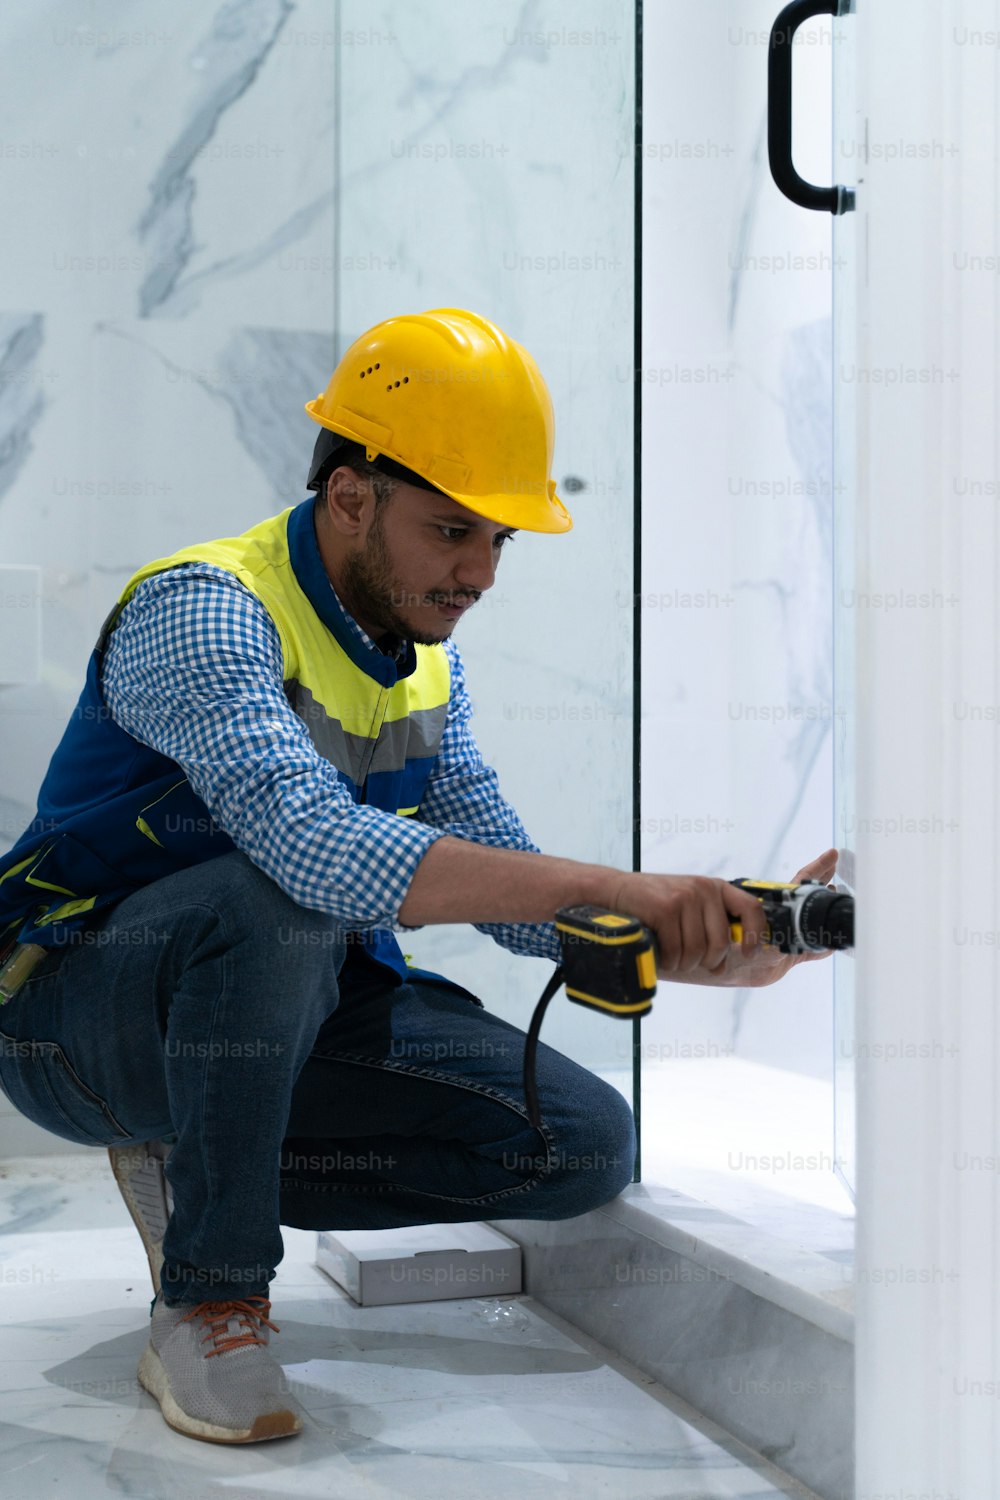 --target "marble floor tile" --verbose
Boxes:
[0,1152,822,1499]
